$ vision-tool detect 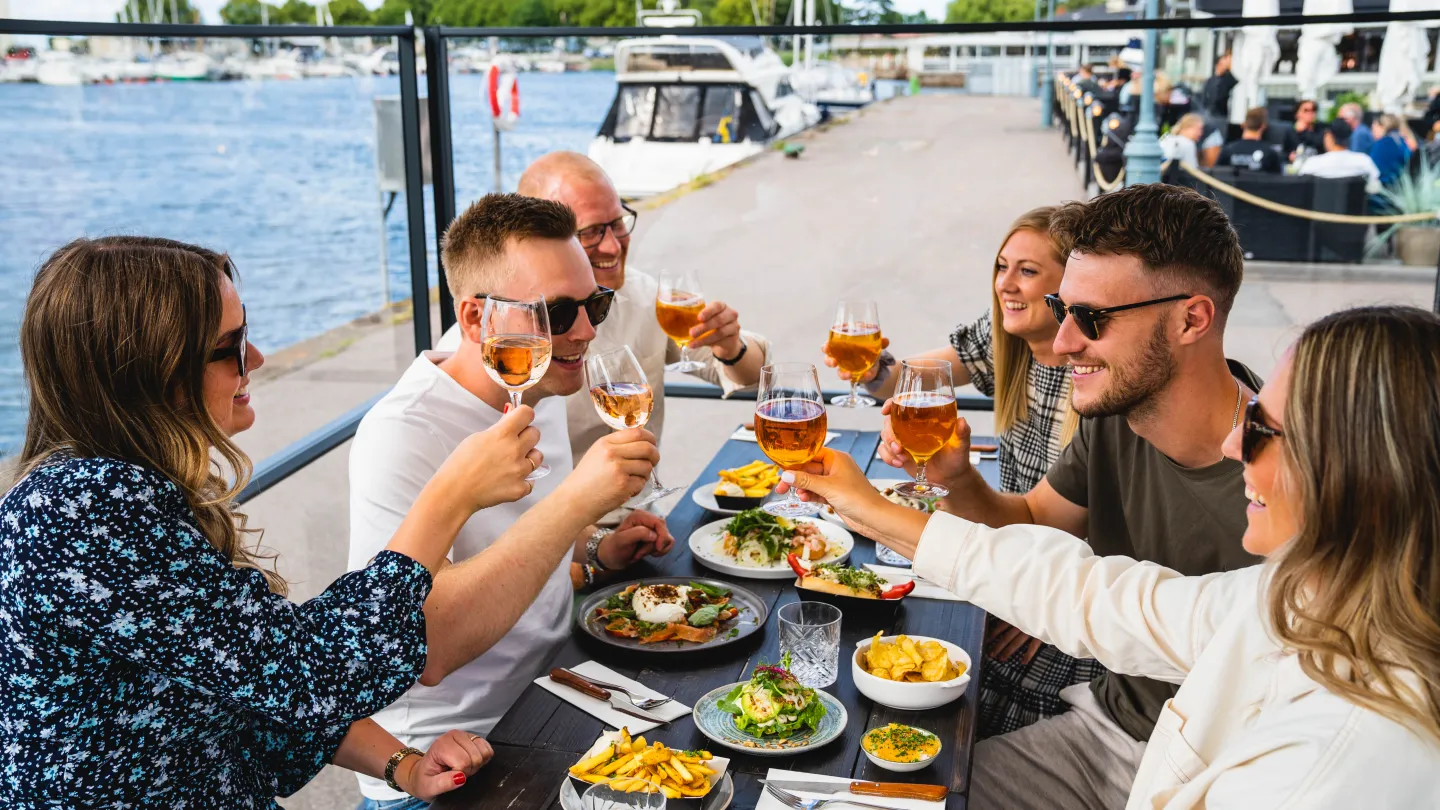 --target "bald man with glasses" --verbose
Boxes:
[440,152,771,489]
